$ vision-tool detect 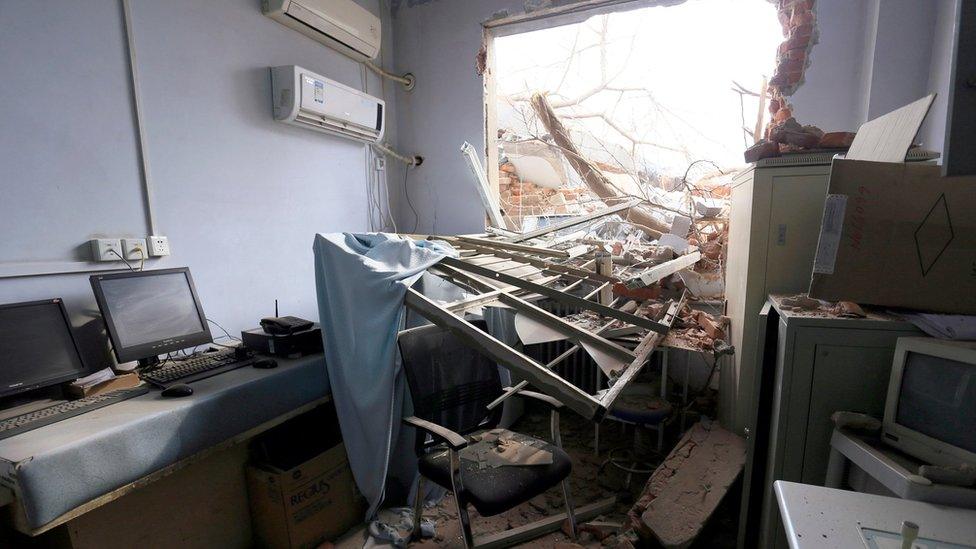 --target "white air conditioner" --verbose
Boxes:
[271,65,385,143]
[262,0,380,61]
